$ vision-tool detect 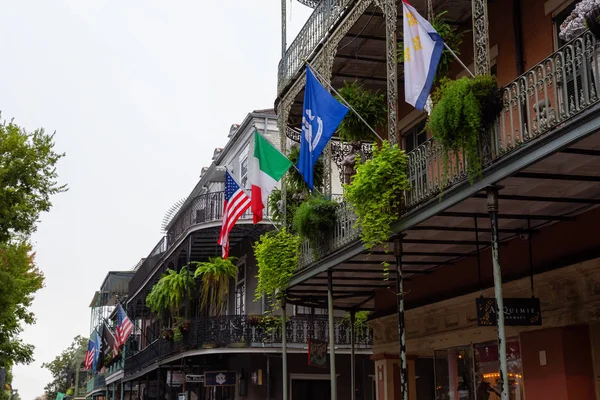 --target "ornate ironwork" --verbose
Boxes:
[123,315,372,376]
[330,141,374,183]
[298,0,321,8]
[297,29,600,271]
[472,0,491,75]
